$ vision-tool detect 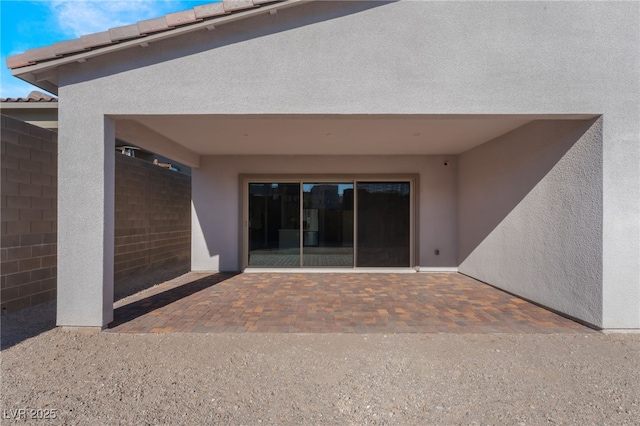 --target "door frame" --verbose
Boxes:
[239,174,419,271]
